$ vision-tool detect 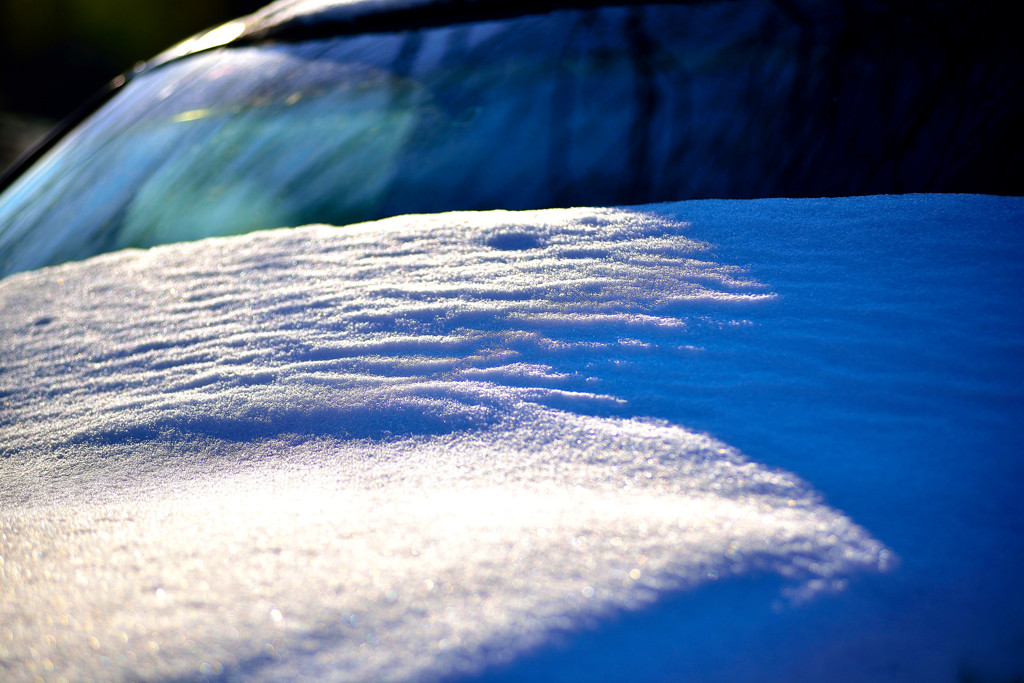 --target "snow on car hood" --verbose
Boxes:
[1,195,1022,681]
